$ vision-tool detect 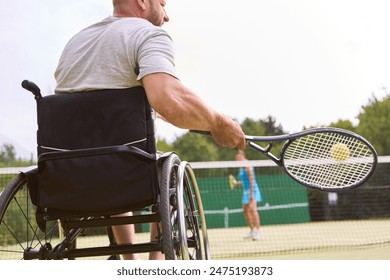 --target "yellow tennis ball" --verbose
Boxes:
[330,143,350,161]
